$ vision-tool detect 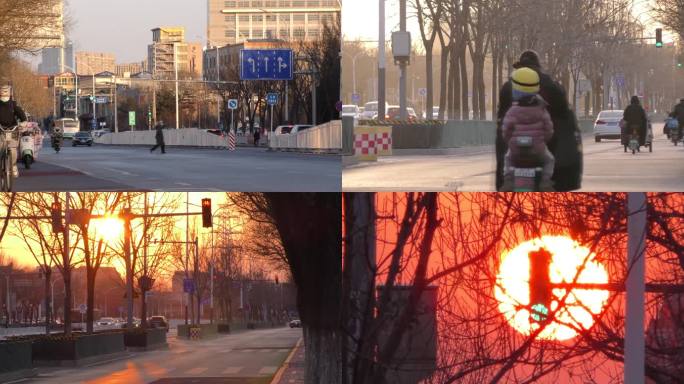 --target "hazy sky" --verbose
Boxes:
[65,0,206,63]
